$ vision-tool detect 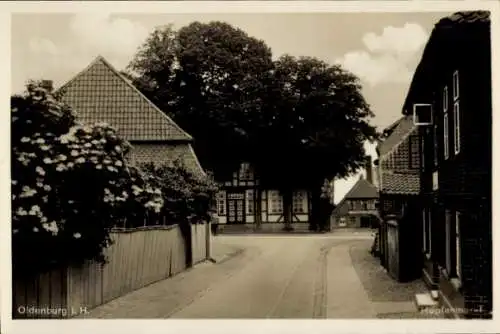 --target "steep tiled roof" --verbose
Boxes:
[57,56,193,142]
[343,177,379,200]
[378,115,417,157]
[436,11,490,27]
[380,172,420,195]
[402,11,490,114]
